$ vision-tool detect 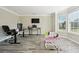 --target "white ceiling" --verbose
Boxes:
[2,6,70,16]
